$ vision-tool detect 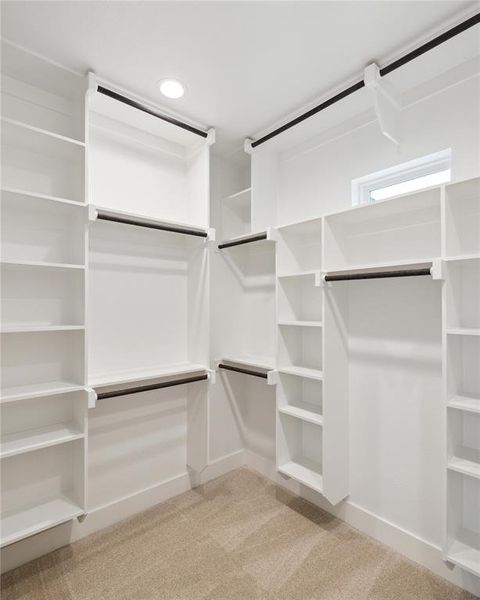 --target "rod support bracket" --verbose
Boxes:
[267,370,279,385]
[430,258,444,281]
[207,228,216,242]
[88,205,99,222]
[206,128,216,146]
[207,369,216,385]
[87,71,98,96]
[86,387,98,409]
[244,138,253,155]
[364,62,401,146]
